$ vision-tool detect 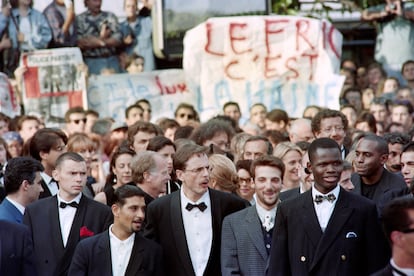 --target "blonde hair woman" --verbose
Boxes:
[273,142,302,191]
[208,154,239,193]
